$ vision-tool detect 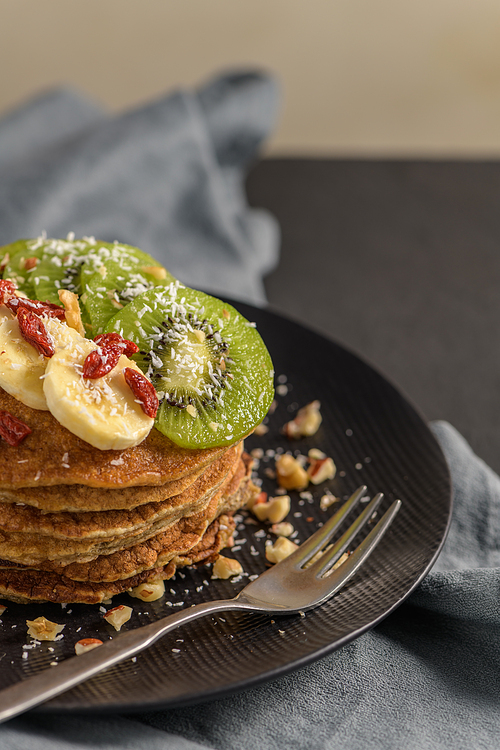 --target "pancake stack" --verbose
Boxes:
[0,389,259,604]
